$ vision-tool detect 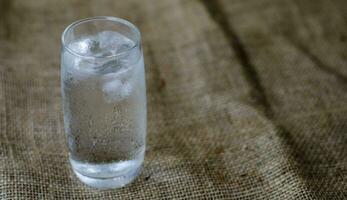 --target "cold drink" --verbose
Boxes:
[61,17,146,189]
